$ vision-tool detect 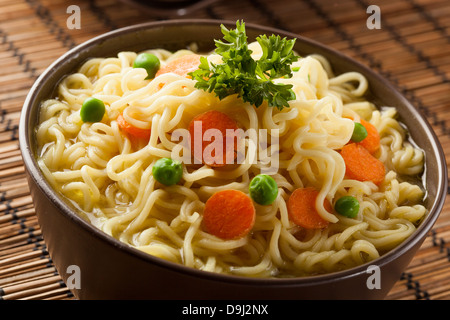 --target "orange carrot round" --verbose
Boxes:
[203,189,256,240]
[117,113,151,140]
[341,143,385,185]
[188,110,238,167]
[155,54,201,78]
[287,187,331,229]
[357,119,380,154]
